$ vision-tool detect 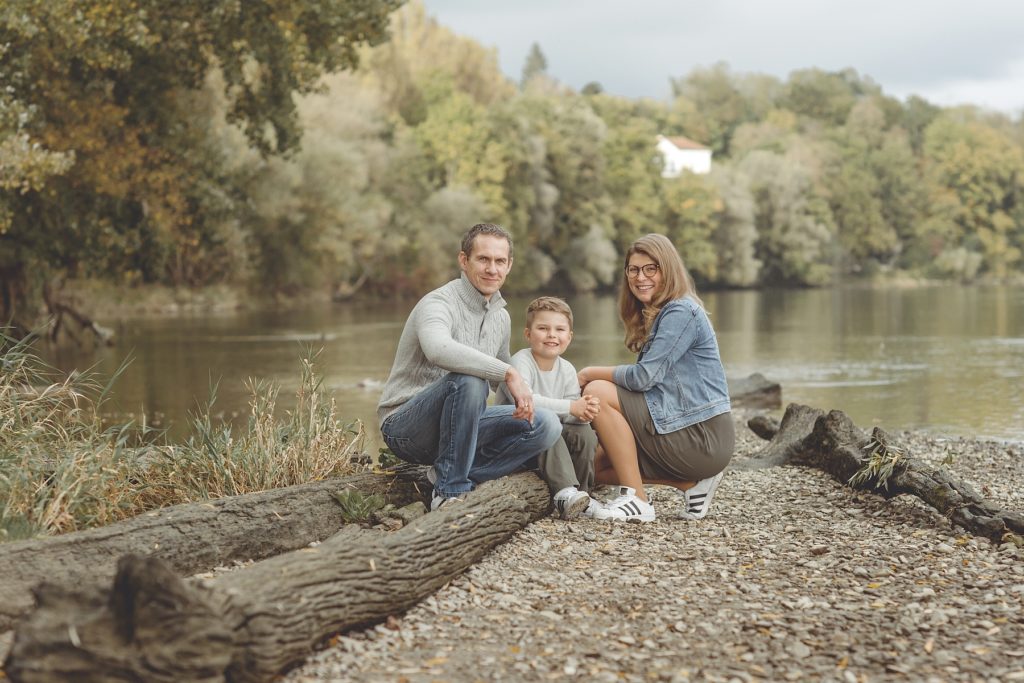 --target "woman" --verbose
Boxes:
[578,234,734,522]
